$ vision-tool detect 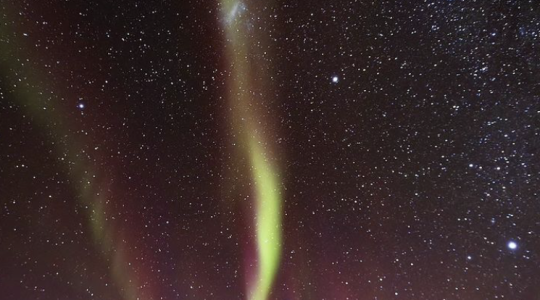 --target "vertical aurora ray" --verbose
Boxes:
[1,64,148,300]
[219,1,283,299]
[0,4,154,299]
[248,138,282,300]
